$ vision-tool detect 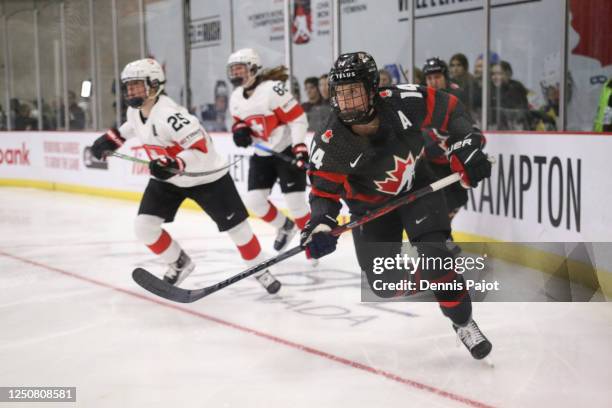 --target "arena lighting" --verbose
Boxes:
[81,80,92,98]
